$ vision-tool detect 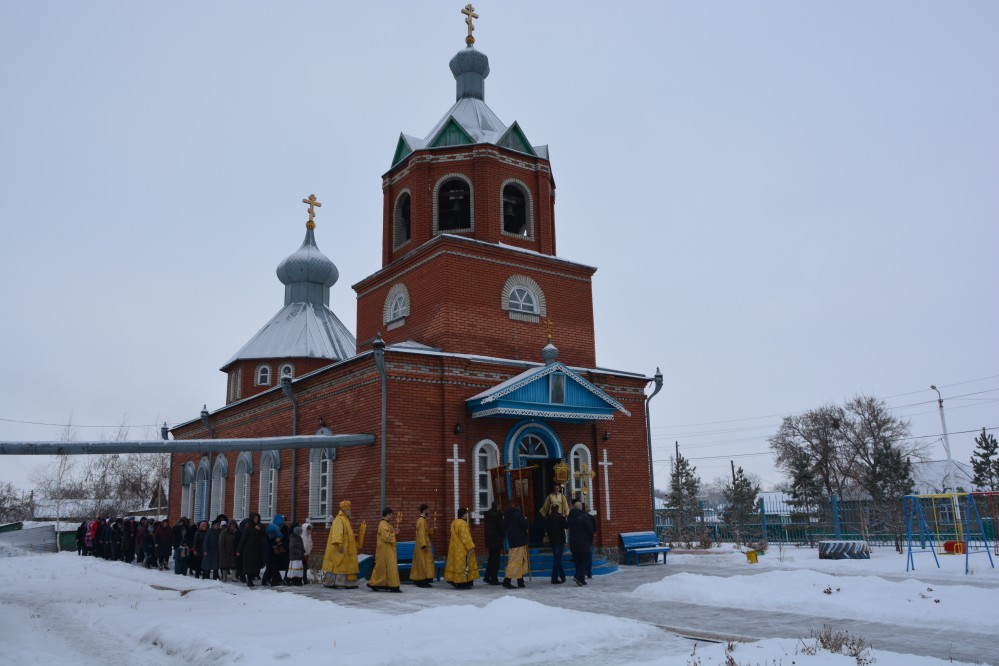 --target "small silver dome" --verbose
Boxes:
[276,227,338,289]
